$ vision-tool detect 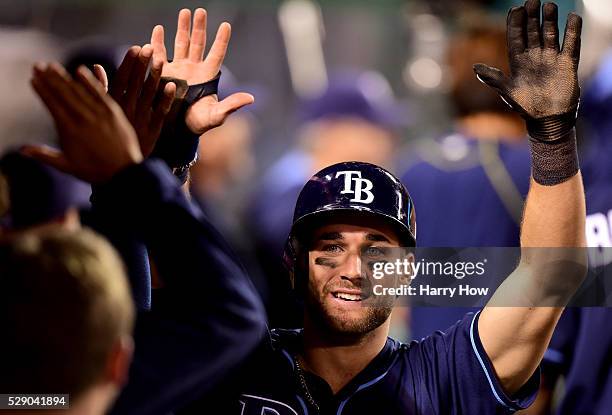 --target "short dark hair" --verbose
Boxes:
[0,227,134,398]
